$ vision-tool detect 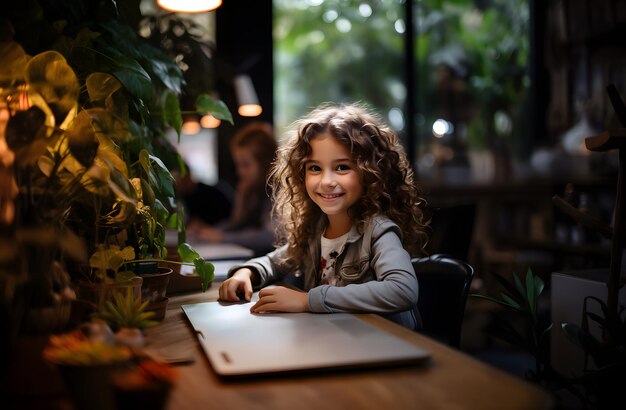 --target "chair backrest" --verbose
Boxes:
[411,254,475,348]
